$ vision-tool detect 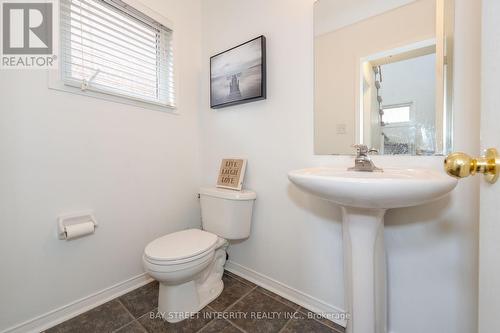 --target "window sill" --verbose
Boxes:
[47,70,178,114]
[382,122,413,128]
